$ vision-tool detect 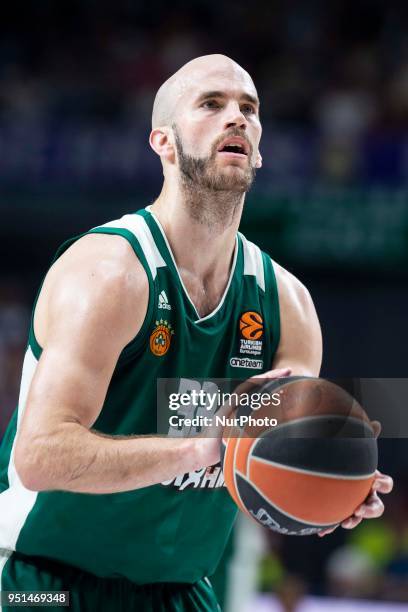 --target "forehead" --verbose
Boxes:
[181,65,257,102]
